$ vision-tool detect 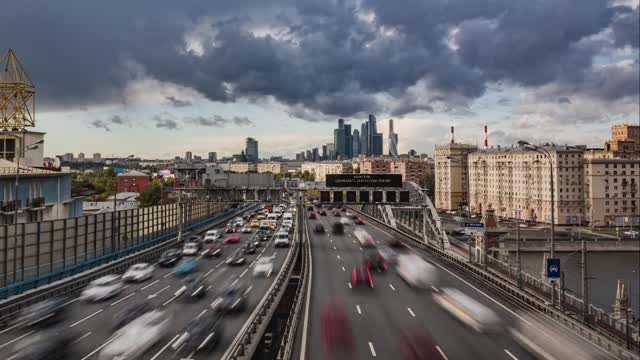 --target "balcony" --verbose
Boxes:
[28,197,45,208]
[1,200,20,213]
